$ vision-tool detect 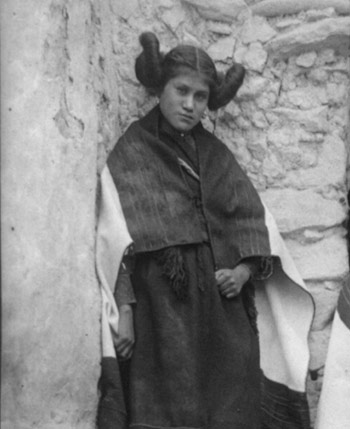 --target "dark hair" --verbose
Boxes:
[135,32,245,111]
